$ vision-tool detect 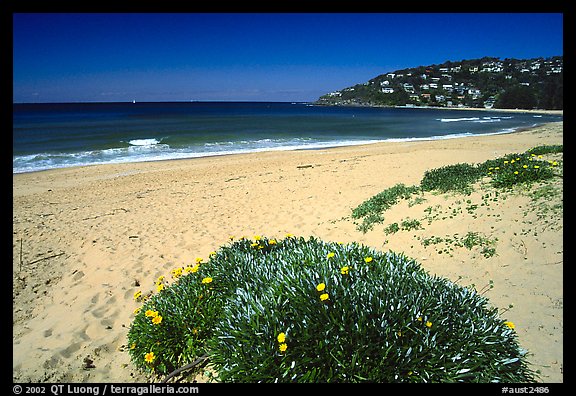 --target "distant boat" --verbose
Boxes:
[132,100,136,104]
